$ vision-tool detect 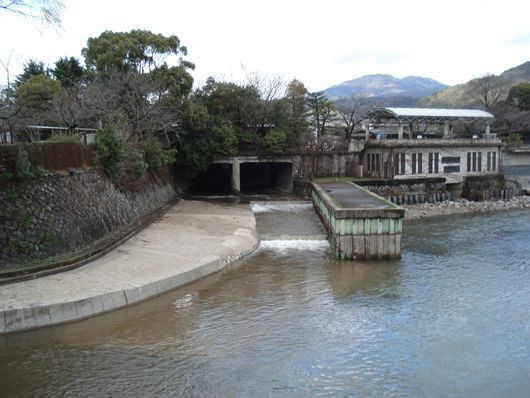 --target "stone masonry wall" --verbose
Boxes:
[356,178,450,205]
[461,175,523,201]
[0,170,176,268]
